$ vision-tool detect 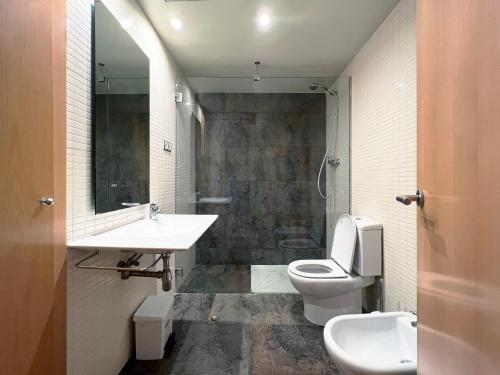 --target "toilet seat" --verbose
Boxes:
[289,259,347,279]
